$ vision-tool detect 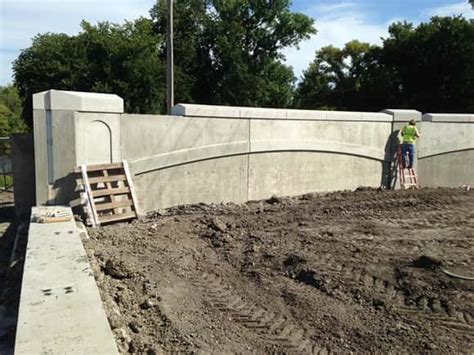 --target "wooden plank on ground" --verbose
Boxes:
[80,165,99,227]
[123,160,141,216]
[98,211,136,224]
